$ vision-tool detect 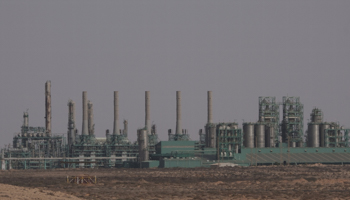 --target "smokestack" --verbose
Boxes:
[88,100,94,136]
[176,91,182,135]
[208,91,212,123]
[82,91,88,136]
[68,100,76,146]
[113,91,120,135]
[145,91,150,134]
[45,81,52,136]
